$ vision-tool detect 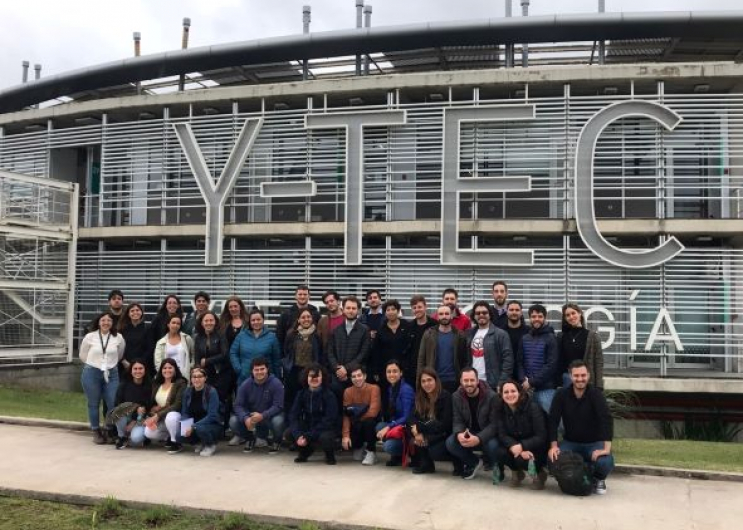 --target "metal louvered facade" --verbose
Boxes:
[1,76,743,377]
